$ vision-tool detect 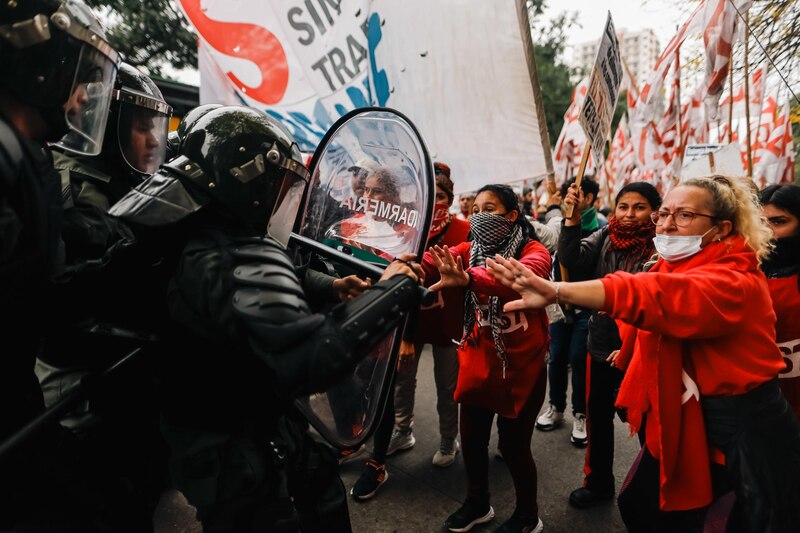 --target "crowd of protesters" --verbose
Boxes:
[2,2,799,533]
